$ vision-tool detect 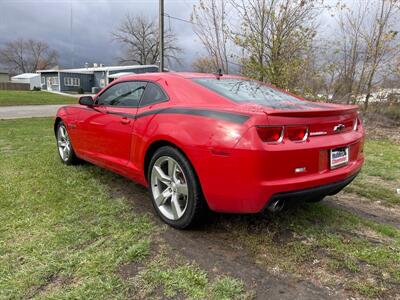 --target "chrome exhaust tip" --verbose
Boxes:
[266,198,285,213]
